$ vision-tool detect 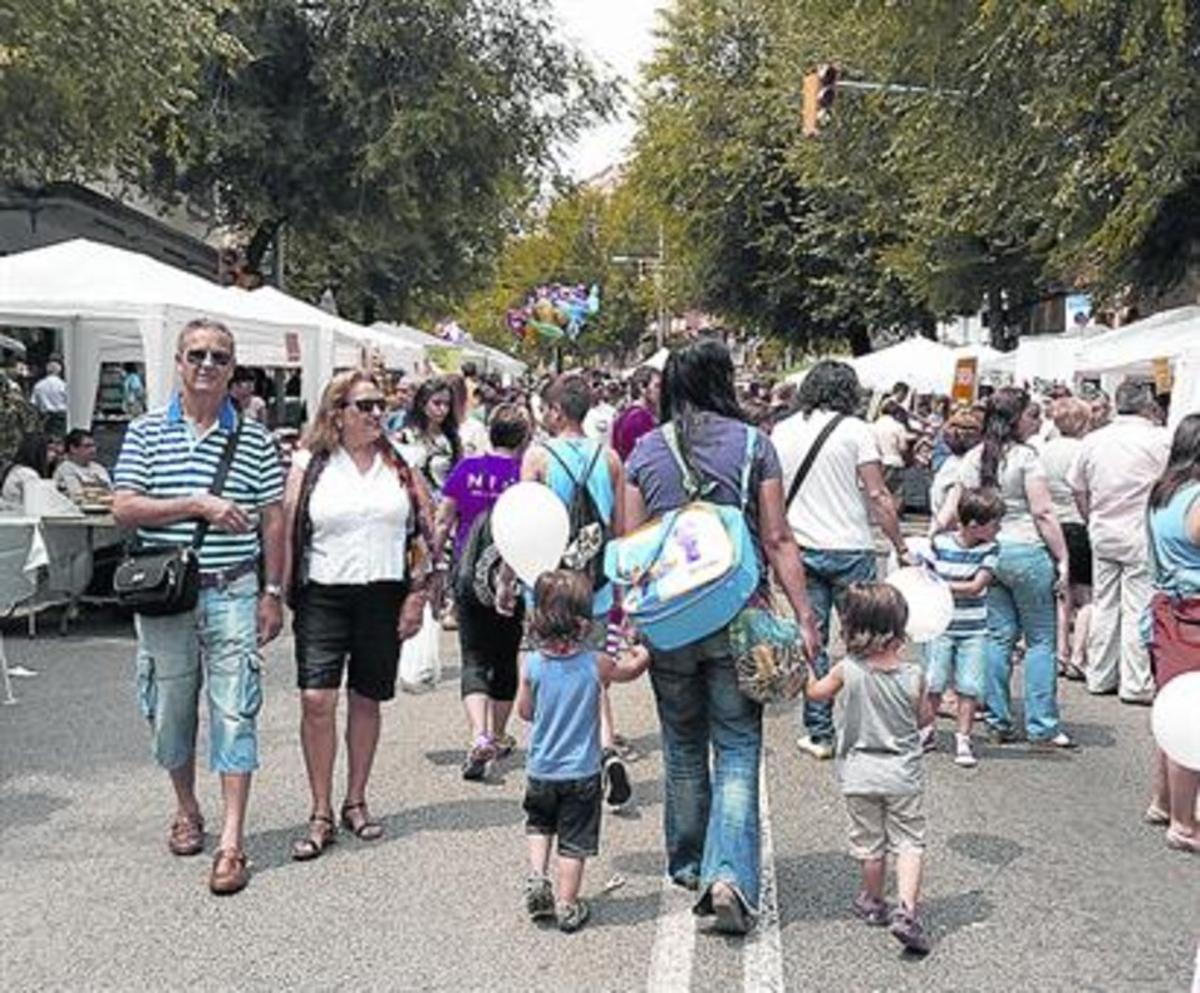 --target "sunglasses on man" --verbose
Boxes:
[182,348,234,368]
